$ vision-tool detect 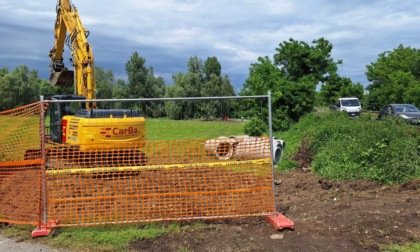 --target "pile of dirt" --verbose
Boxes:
[130,170,420,252]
